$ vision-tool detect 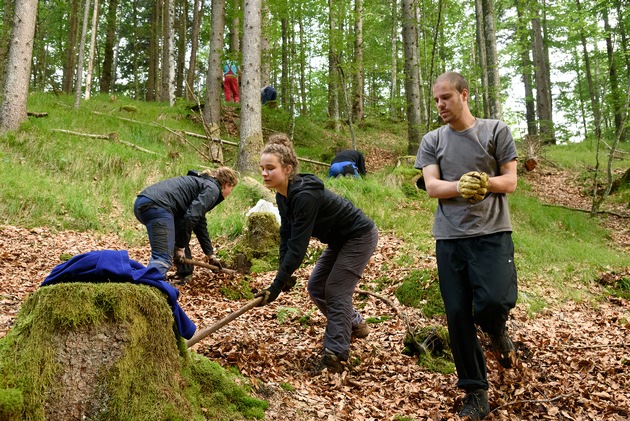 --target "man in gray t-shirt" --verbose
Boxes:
[415,72,519,421]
